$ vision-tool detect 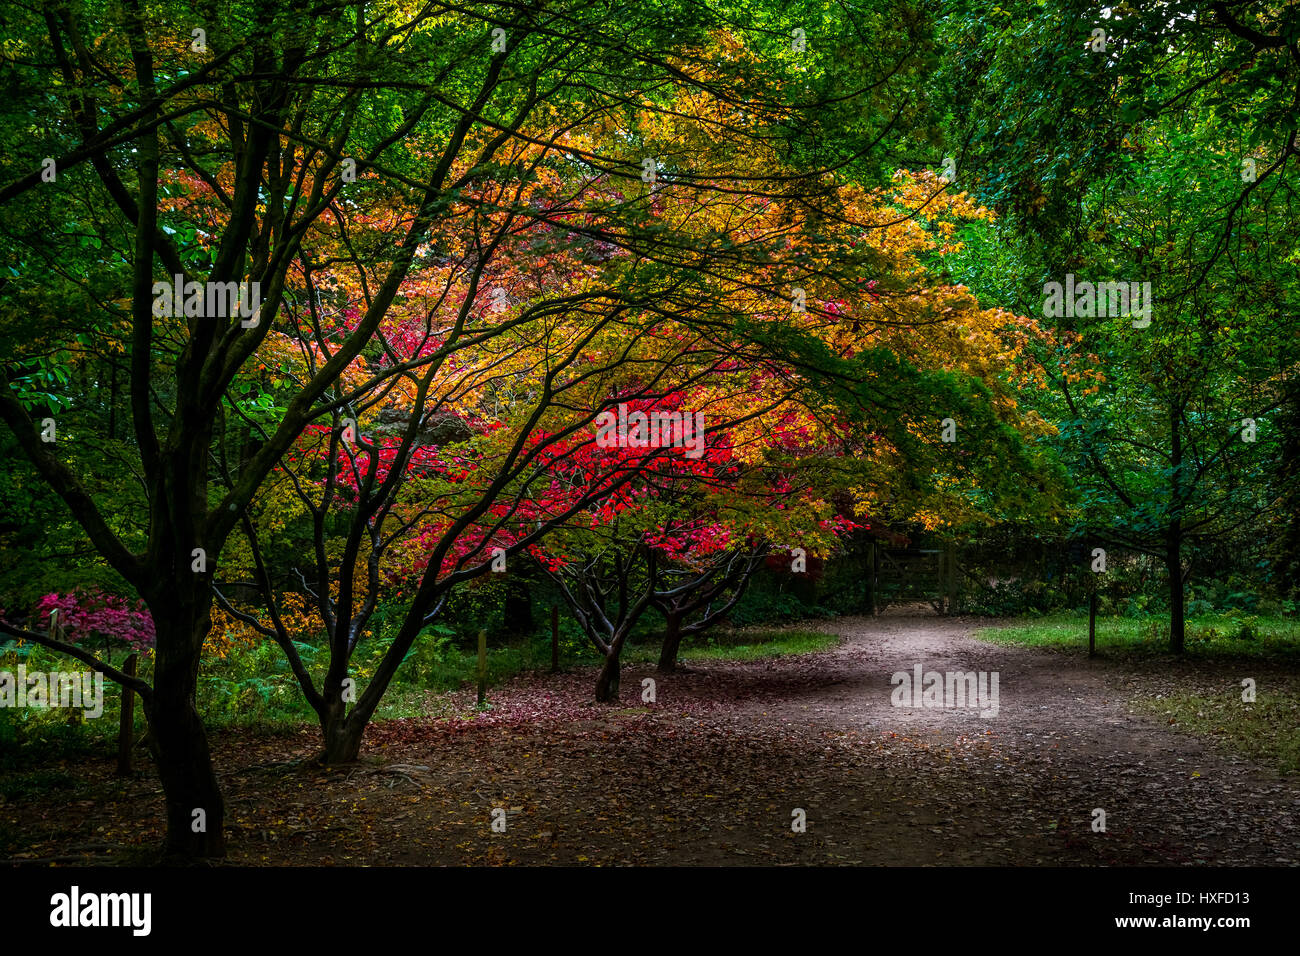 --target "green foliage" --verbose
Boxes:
[961,577,1056,617]
[620,625,839,663]
[436,578,515,644]
[0,642,141,770]
[940,0,1300,650]
[726,573,834,628]
[197,641,317,729]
